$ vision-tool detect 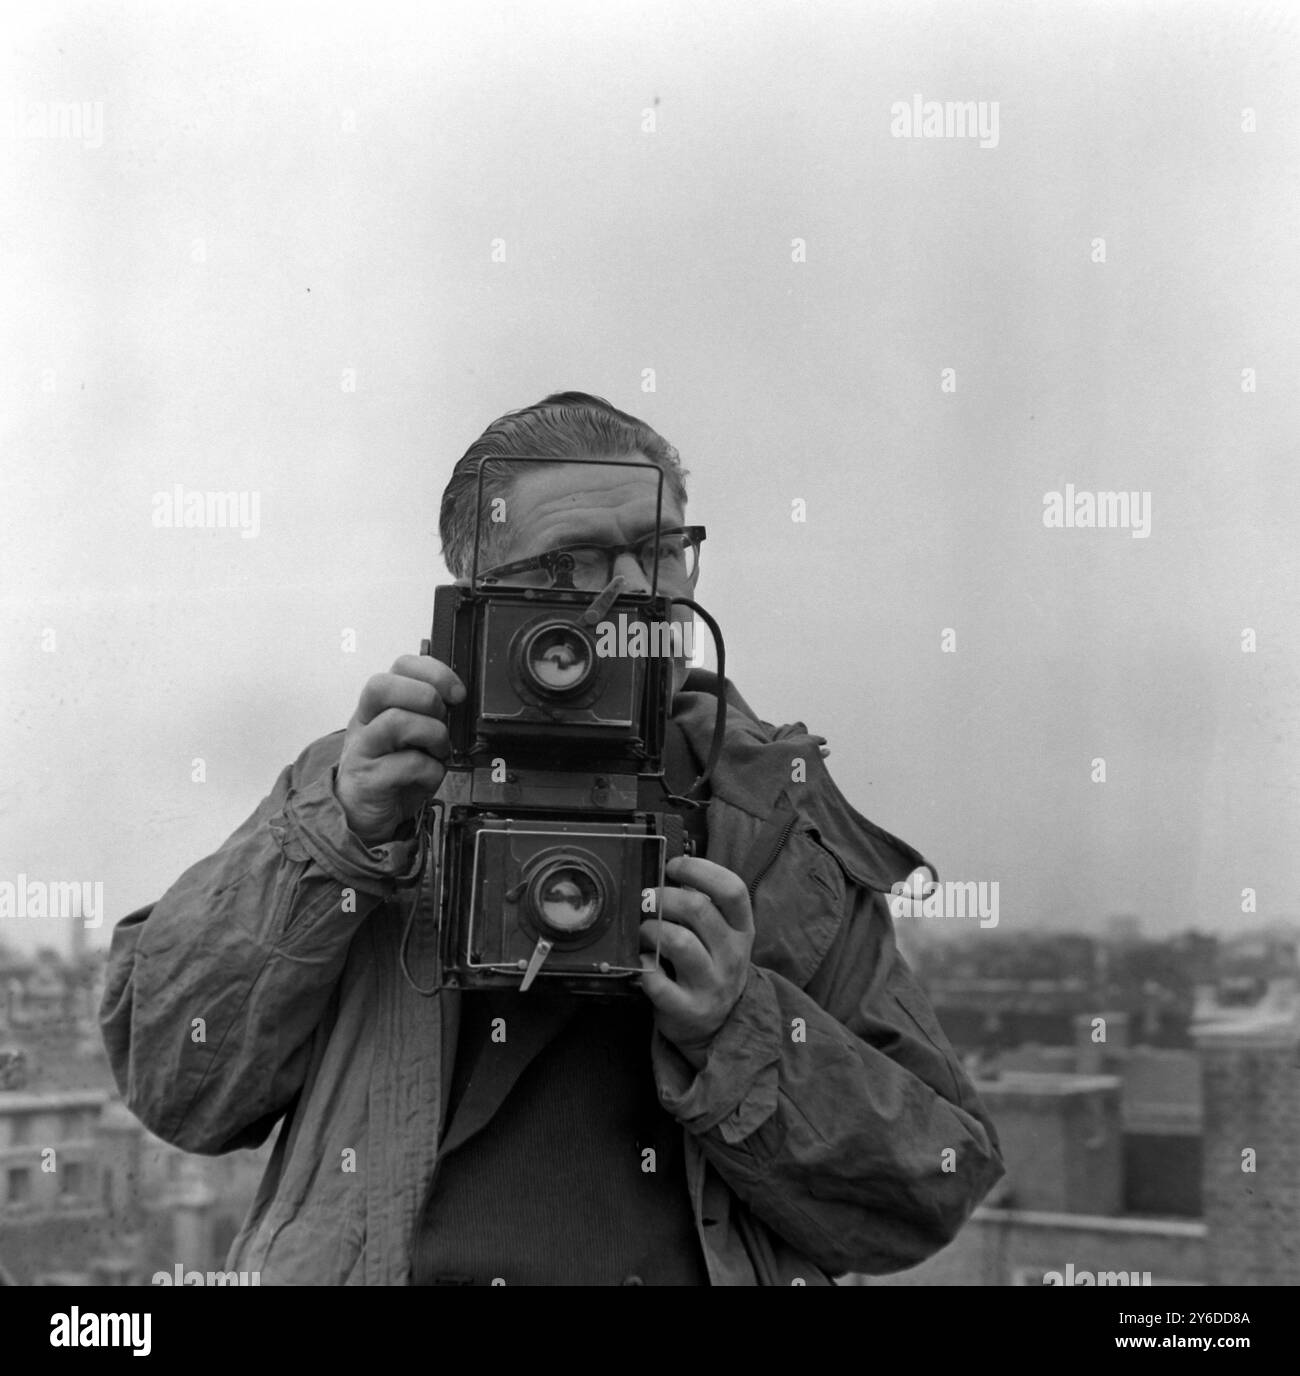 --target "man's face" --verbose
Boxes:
[481,457,697,697]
